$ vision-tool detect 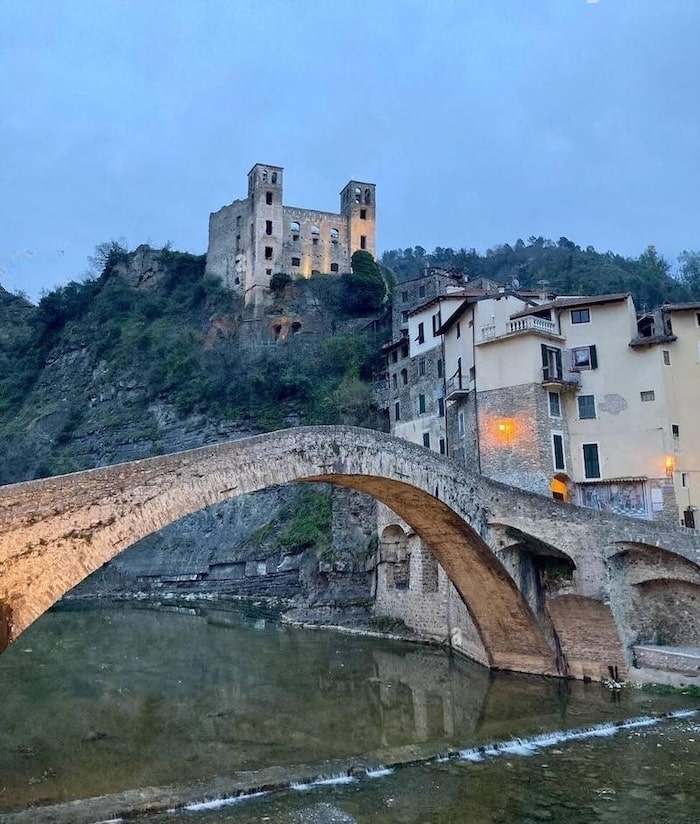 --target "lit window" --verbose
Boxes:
[577,394,596,419]
[571,308,590,324]
[291,257,300,267]
[640,390,655,402]
[582,443,601,478]
[571,345,598,370]
[663,349,671,366]
[548,391,561,418]
[552,433,565,471]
